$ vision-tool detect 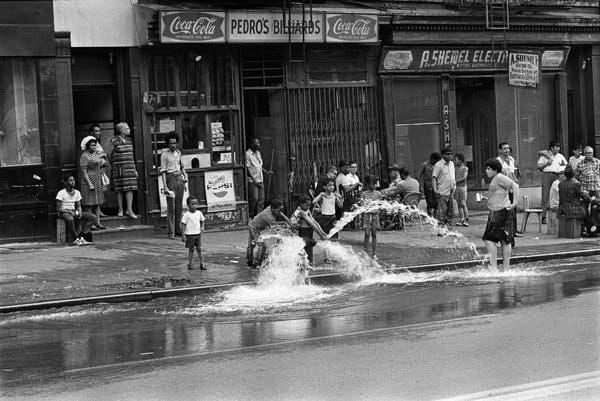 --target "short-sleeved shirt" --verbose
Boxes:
[181,210,205,235]
[249,206,279,233]
[56,189,82,211]
[432,160,456,196]
[335,173,354,196]
[575,157,600,192]
[160,149,183,174]
[487,173,514,211]
[246,149,263,183]
[549,179,560,210]
[569,155,584,171]
[541,152,567,173]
